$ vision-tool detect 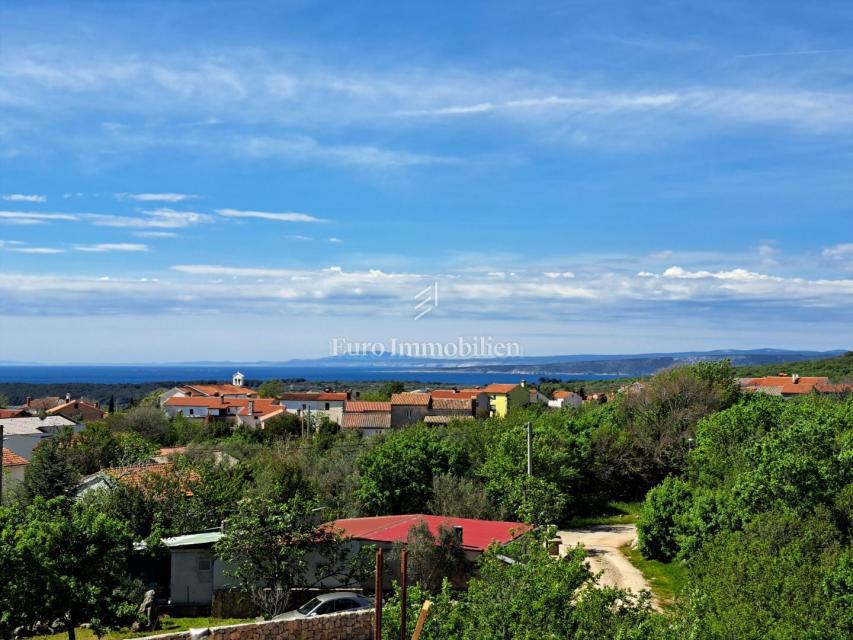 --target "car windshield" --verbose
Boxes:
[297,597,322,615]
